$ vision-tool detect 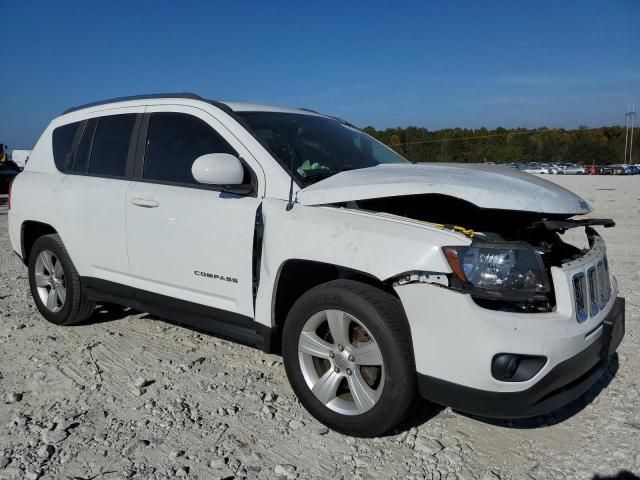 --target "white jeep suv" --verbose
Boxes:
[7,93,625,436]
